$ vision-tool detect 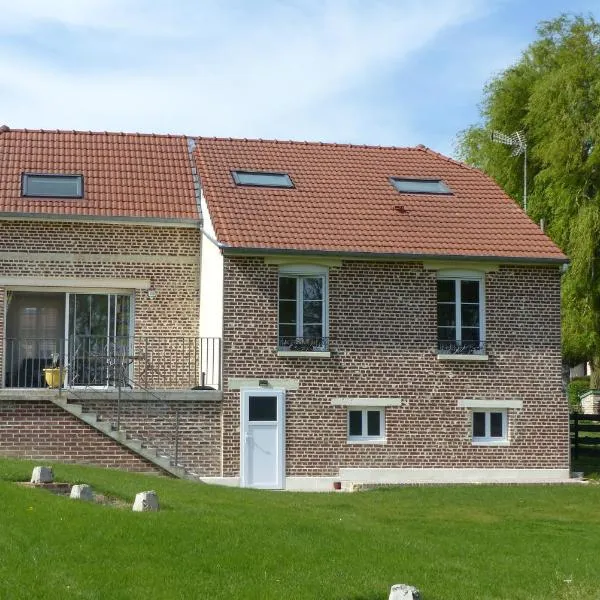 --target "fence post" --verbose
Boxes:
[573,413,579,461]
[174,406,180,467]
